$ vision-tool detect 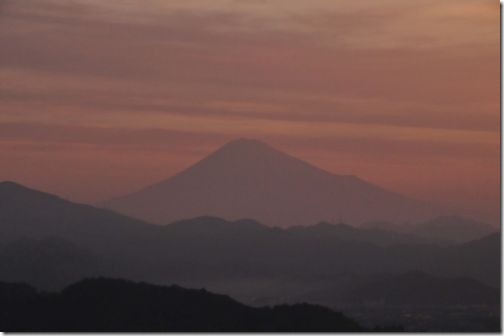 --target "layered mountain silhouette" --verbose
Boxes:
[0,181,500,331]
[0,182,499,289]
[106,139,442,226]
